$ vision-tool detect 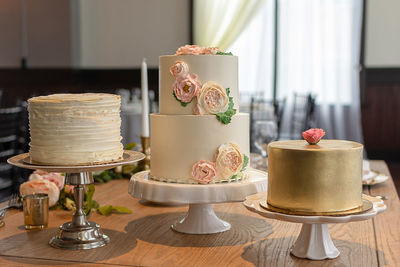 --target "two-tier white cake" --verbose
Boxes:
[150,45,250,184]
